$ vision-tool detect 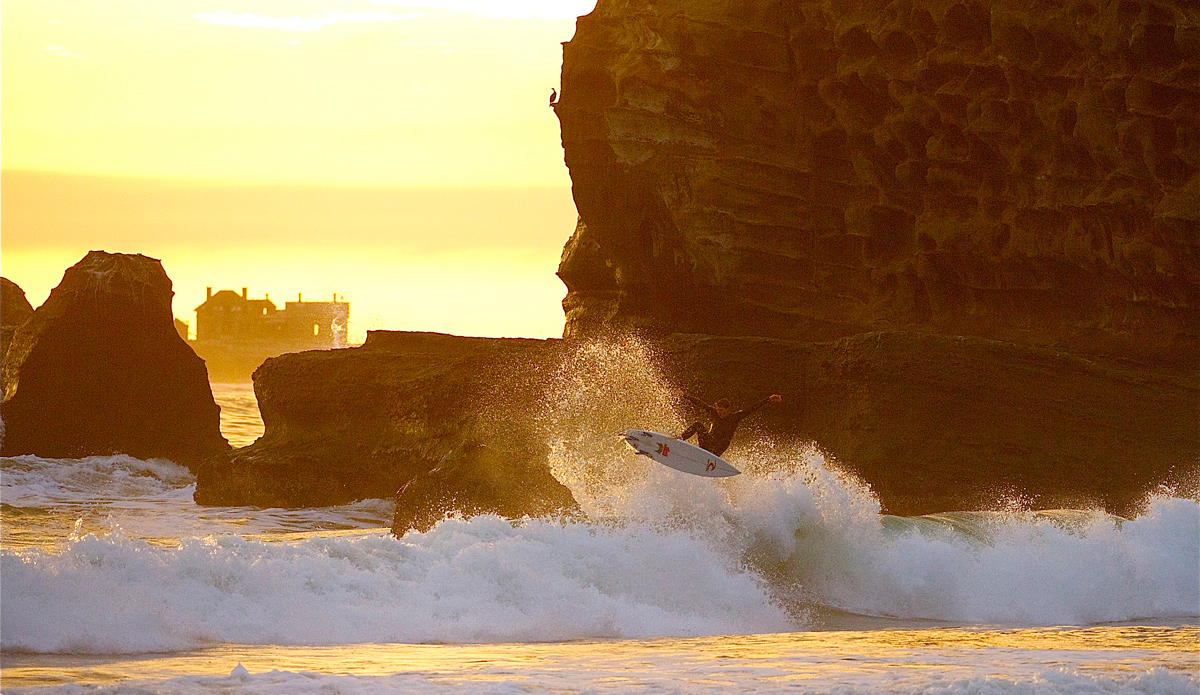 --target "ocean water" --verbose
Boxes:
[2,353,1198,694]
